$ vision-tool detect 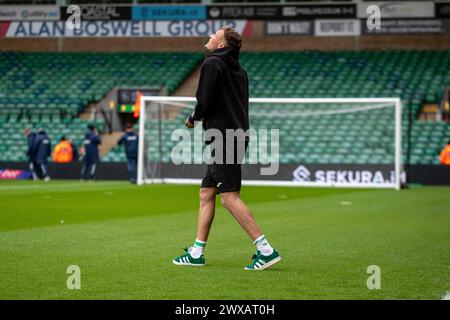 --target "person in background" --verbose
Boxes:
[69,138,79,162]
[23,128,39,180]
[118,123,139,183]
[439,140,450,165]
[81,124,101,181]
[52,136,73,163]
[32,128,51,182]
